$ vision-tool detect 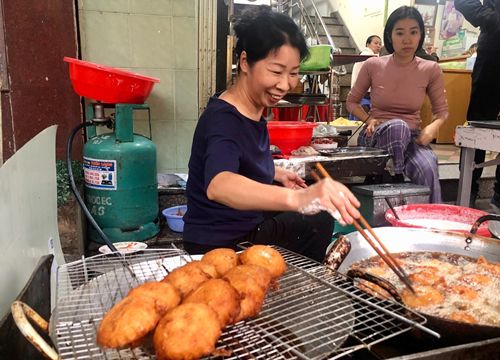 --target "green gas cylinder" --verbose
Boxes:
[83,103,159,243]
